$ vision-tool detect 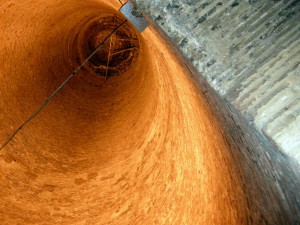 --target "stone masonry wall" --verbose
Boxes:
[134,0,300,163]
